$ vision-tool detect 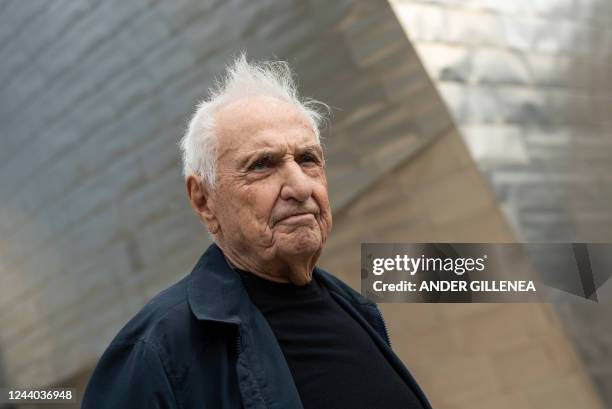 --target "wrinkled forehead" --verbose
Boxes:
[214,96,319,157]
